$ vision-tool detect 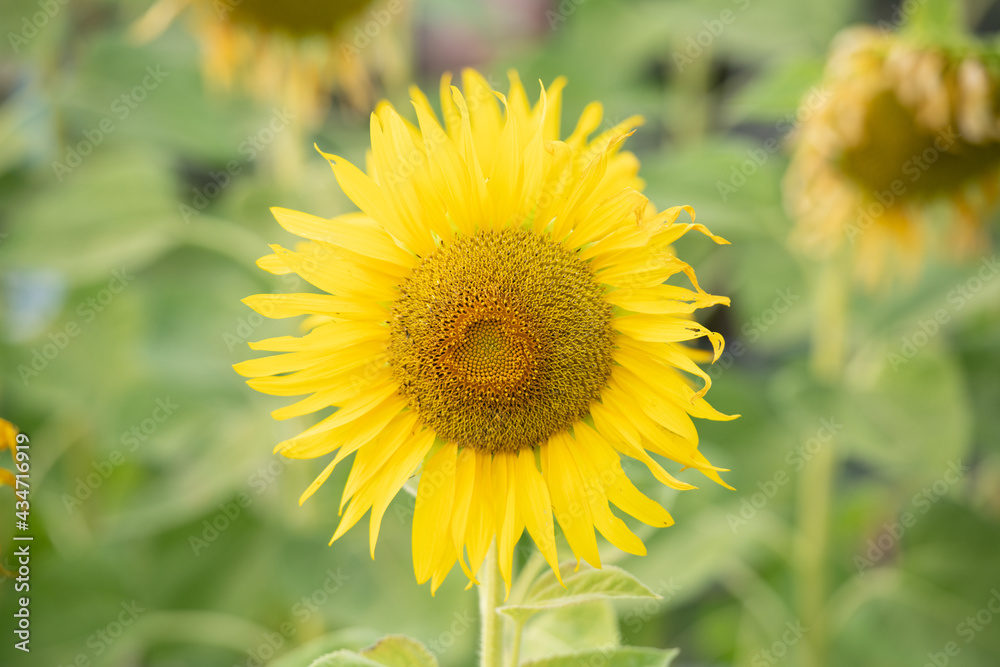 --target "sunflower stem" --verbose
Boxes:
[479,542,504,667]
[811,258,849,384]
[795,257,845,667]
[795,437,834,667]
[507,619,525,667]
